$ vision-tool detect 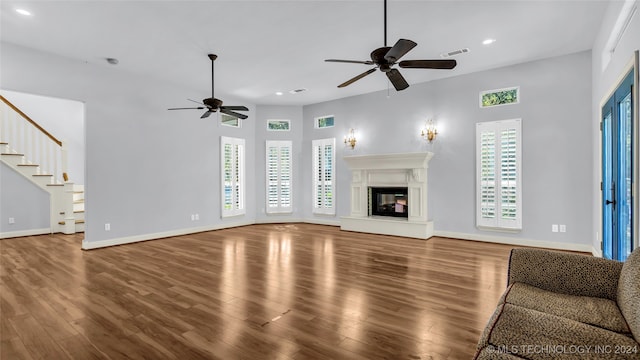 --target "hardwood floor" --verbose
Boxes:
[1,224,518,359]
